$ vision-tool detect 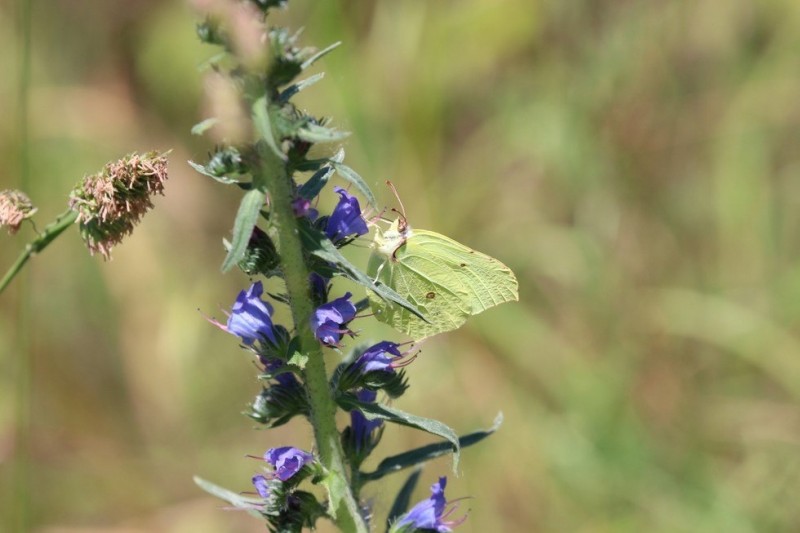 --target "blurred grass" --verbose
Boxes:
[2,0,800,531]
